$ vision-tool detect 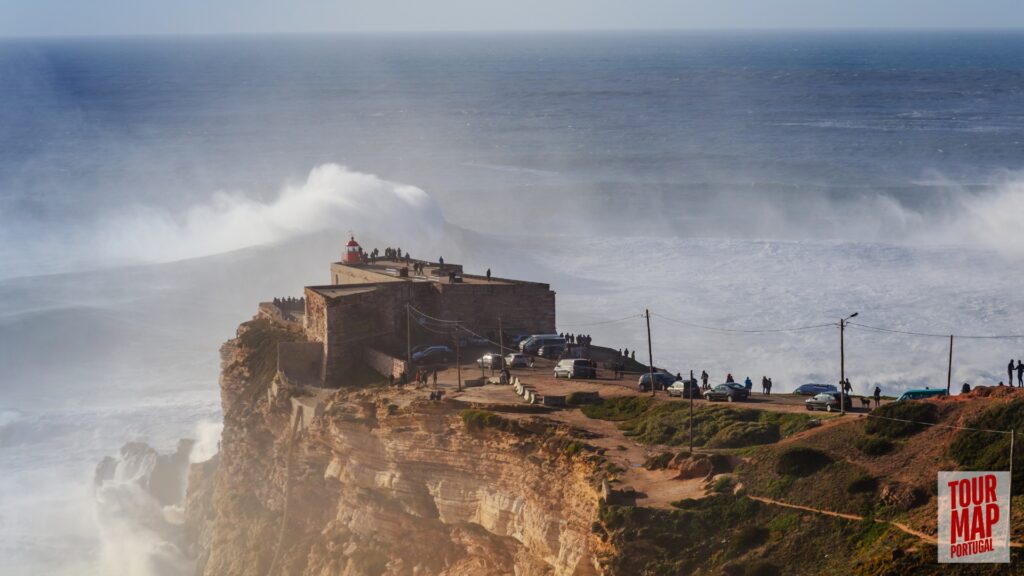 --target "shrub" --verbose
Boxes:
[567,391,601,405]
[711,475,735,494]
[708,422,779,448]
[855,436,894,456]
[460,410,520,434]
[775,447,832,477]
[848,474,879,494]
[644,452,675,470]
[864,402,938,439]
